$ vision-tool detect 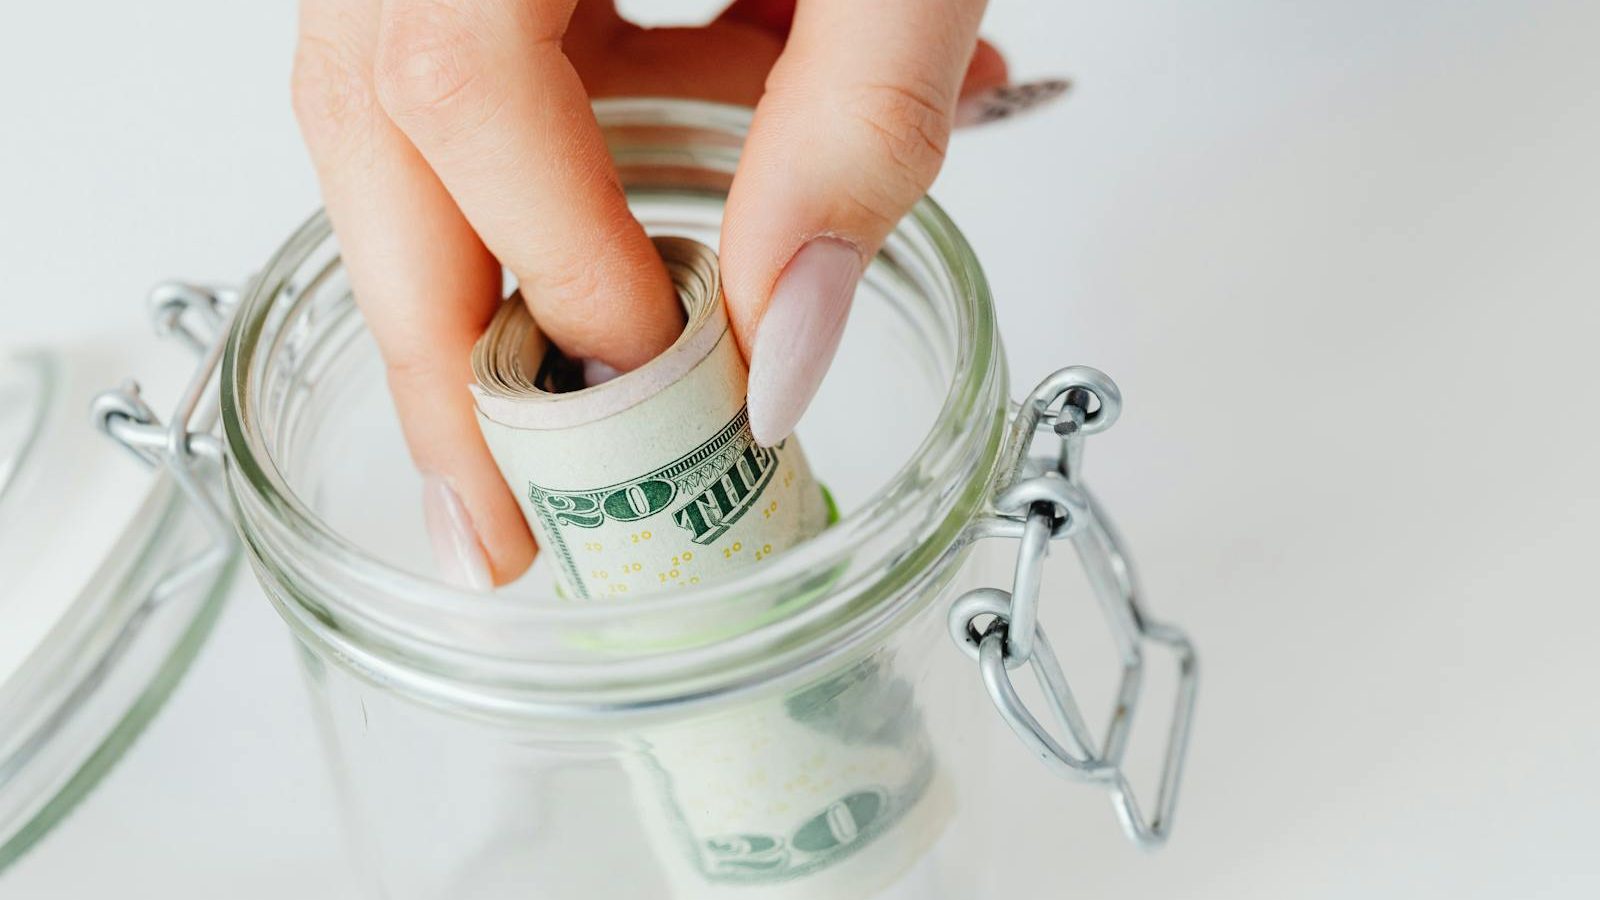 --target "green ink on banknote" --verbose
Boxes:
[526,406,784,597]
